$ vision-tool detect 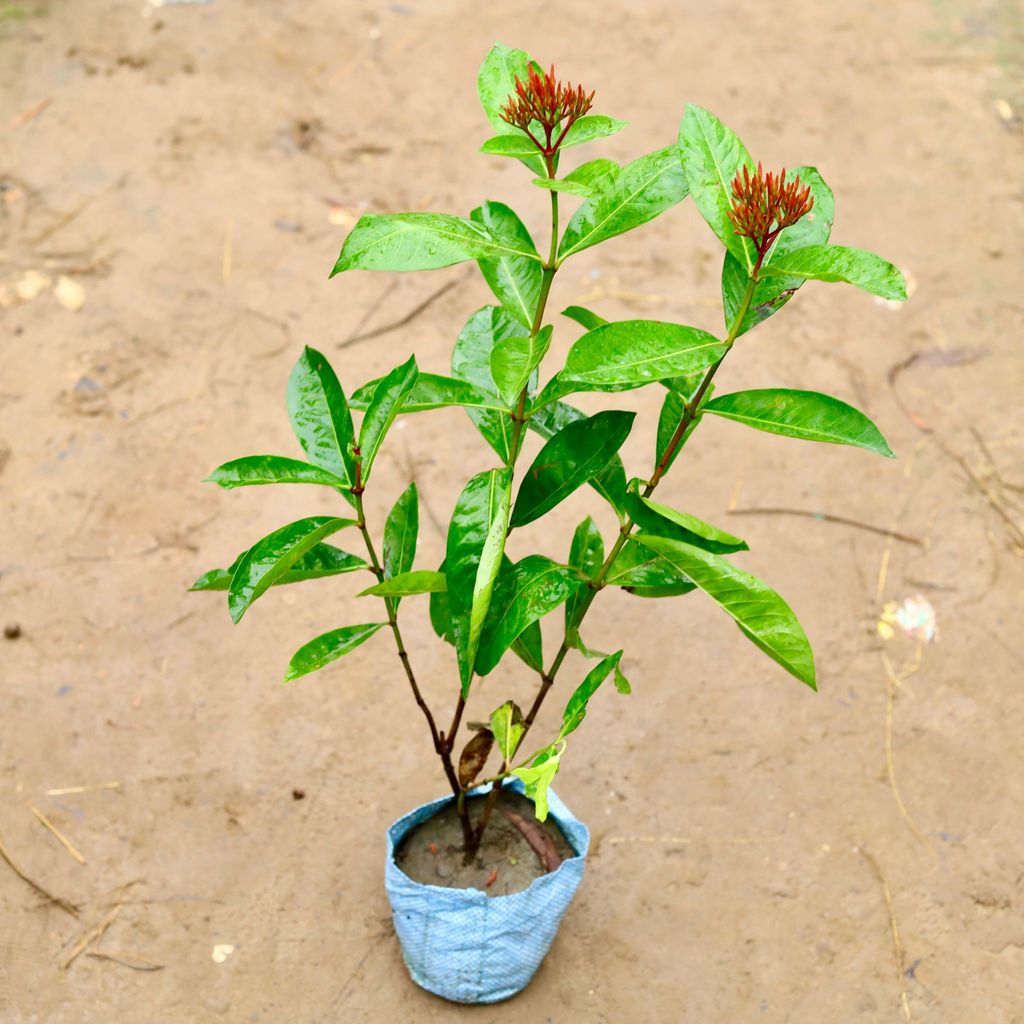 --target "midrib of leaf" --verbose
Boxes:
[708,408,843,441]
